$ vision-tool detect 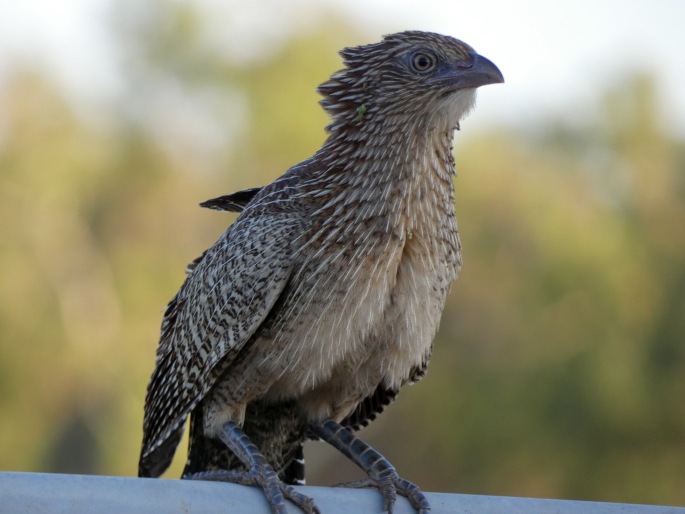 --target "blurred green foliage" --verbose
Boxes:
[0,1,683,507]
